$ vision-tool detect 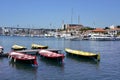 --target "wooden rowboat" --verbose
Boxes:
[39,50,65,62]
[31,44,48,49]
[8,52,38,66]
[11,44,27,51]
[65,48,100,61]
